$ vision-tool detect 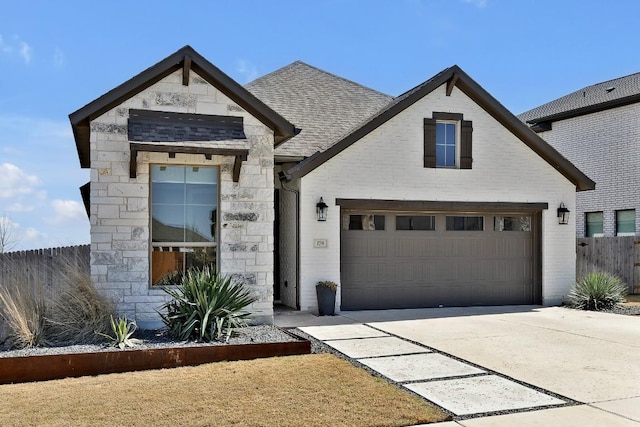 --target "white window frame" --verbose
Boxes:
[435,120,461,168]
